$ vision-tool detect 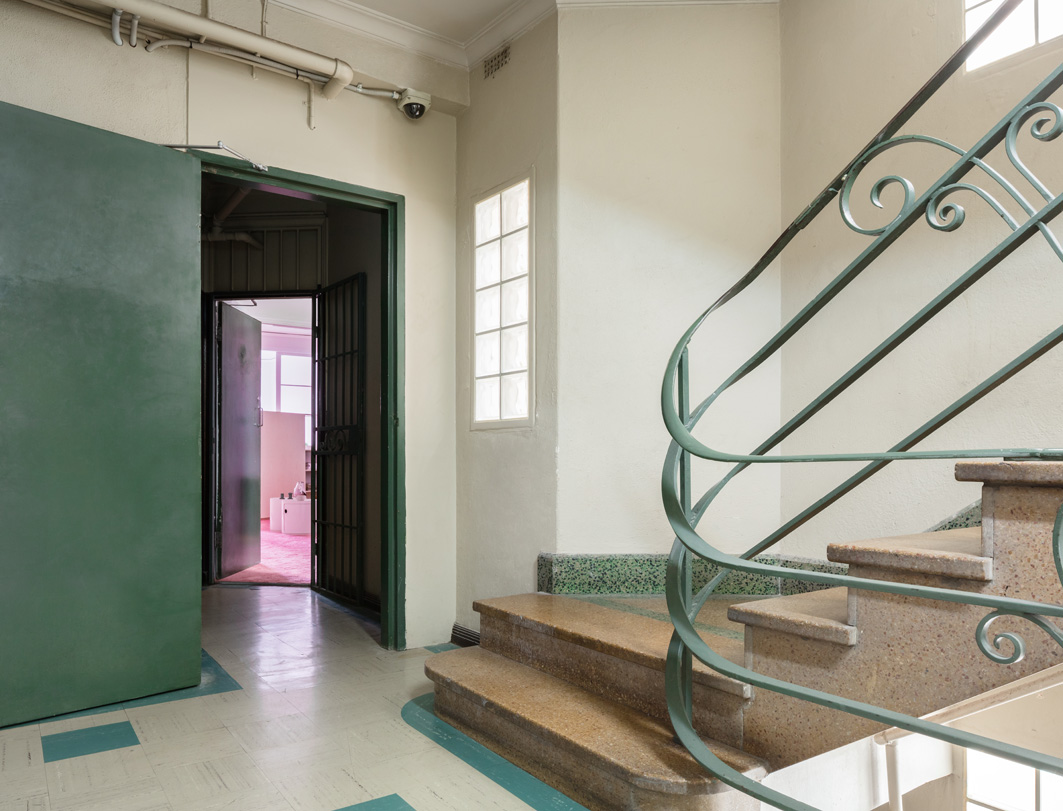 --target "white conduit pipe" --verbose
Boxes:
[885,740,904,811]
[21,0,159,42]
[21,0,405,110]
[128,13,139,46]
[110,8,122,45]
[145,39,400,104]
[69,0,354,97]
